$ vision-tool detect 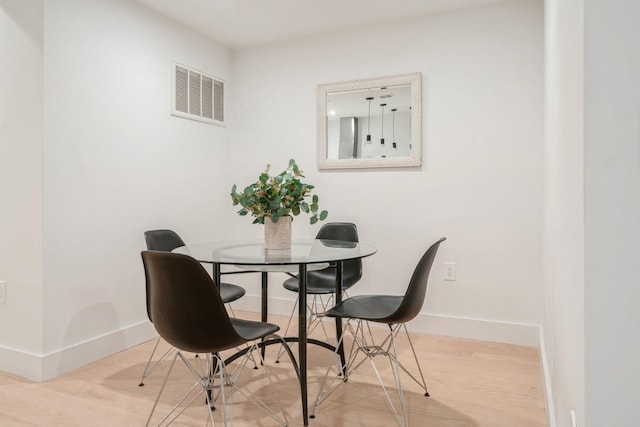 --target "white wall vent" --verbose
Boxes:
[172,61,225,126]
